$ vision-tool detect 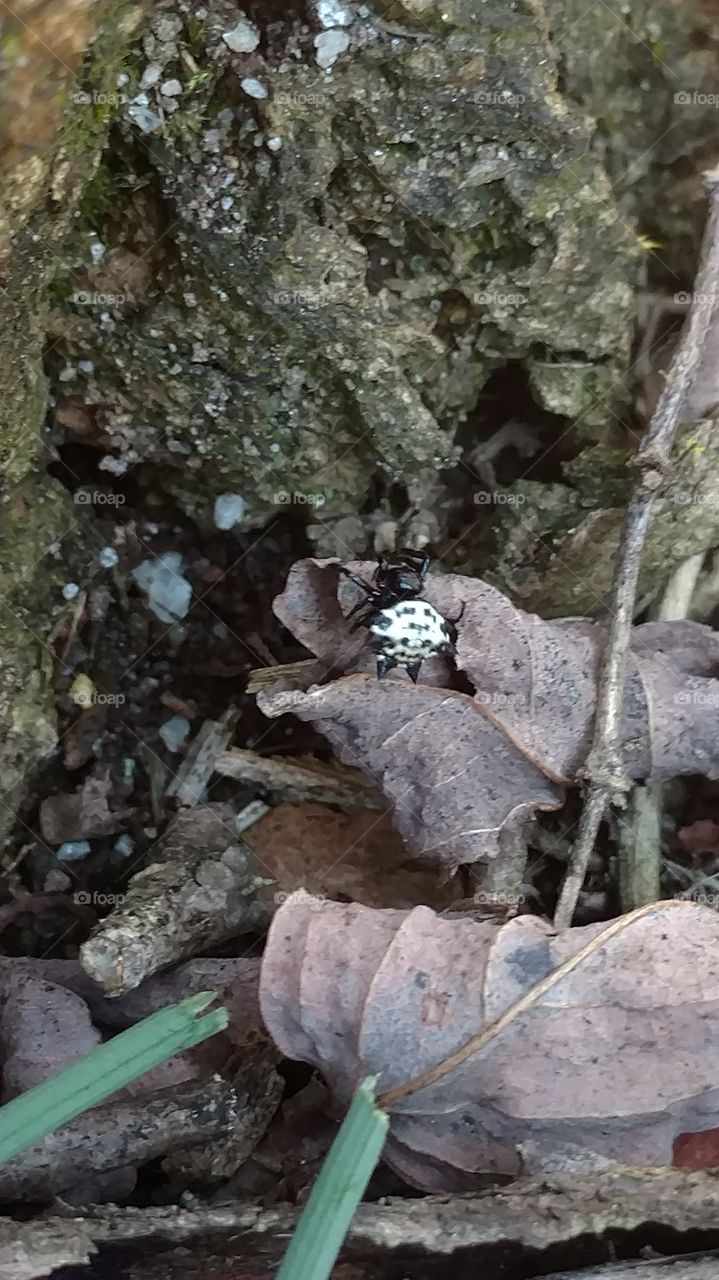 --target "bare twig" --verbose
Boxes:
[617,551,704,911]
[12,1167,719,1267]
[554,167,719,930]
